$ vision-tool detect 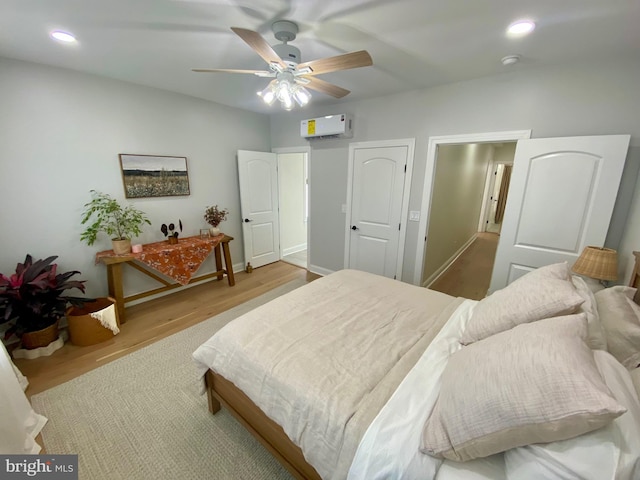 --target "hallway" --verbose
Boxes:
[428,233,499,300]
